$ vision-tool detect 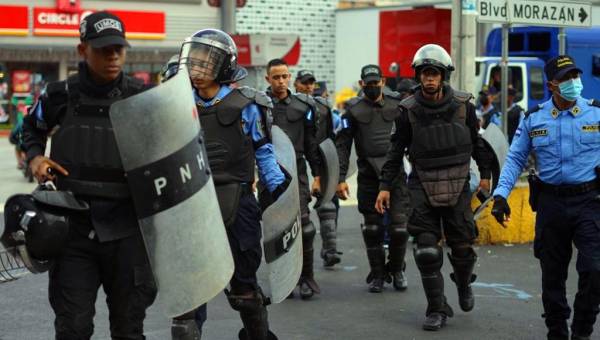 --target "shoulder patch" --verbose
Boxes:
[525,104,543,118]
[453,90,473,103]
[588,99,600,108]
